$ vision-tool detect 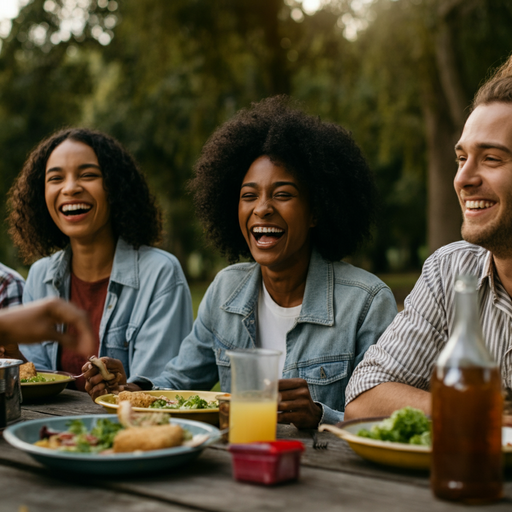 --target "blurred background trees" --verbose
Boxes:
[0,0,511,281]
